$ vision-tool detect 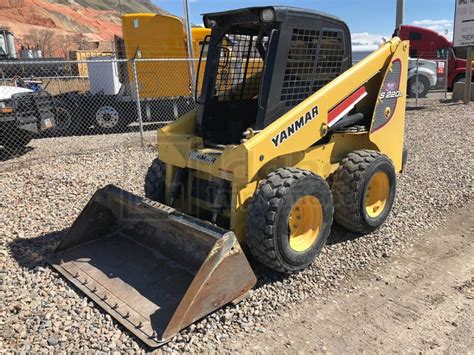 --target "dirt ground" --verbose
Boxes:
[1,95,472,352]
[226,203,474,352]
